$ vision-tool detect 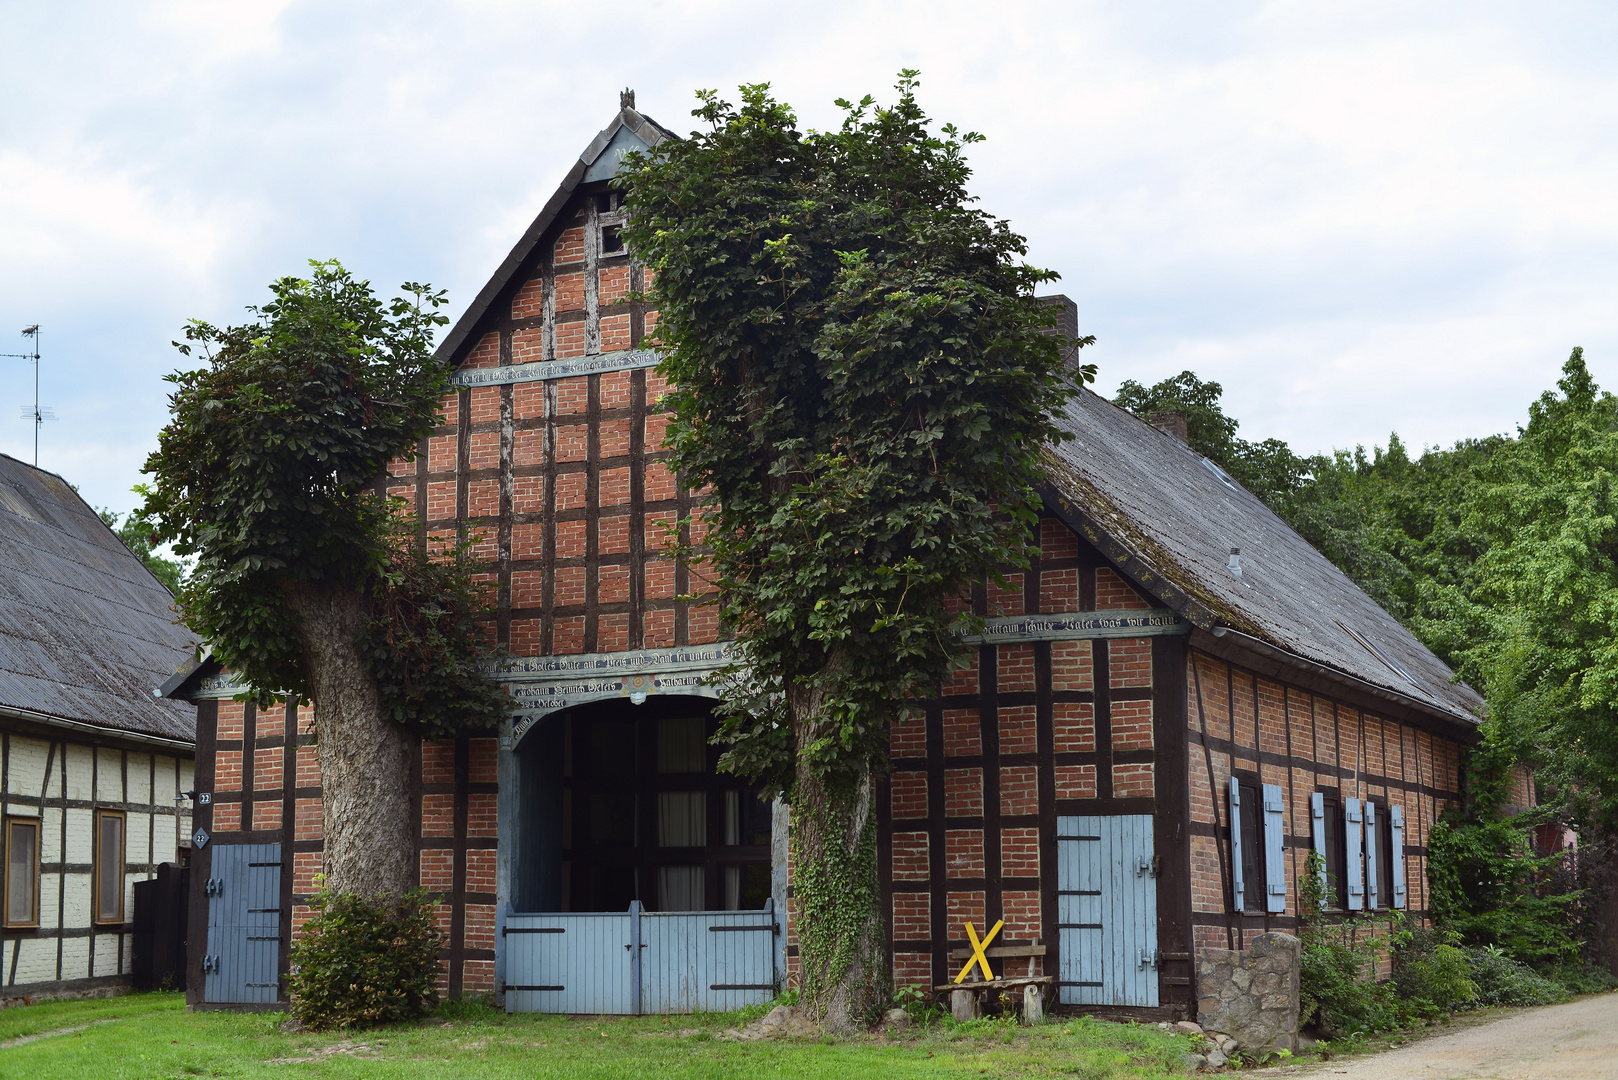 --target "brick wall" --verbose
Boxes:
[1184,651,1465,953]
[883,512,1172,998]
